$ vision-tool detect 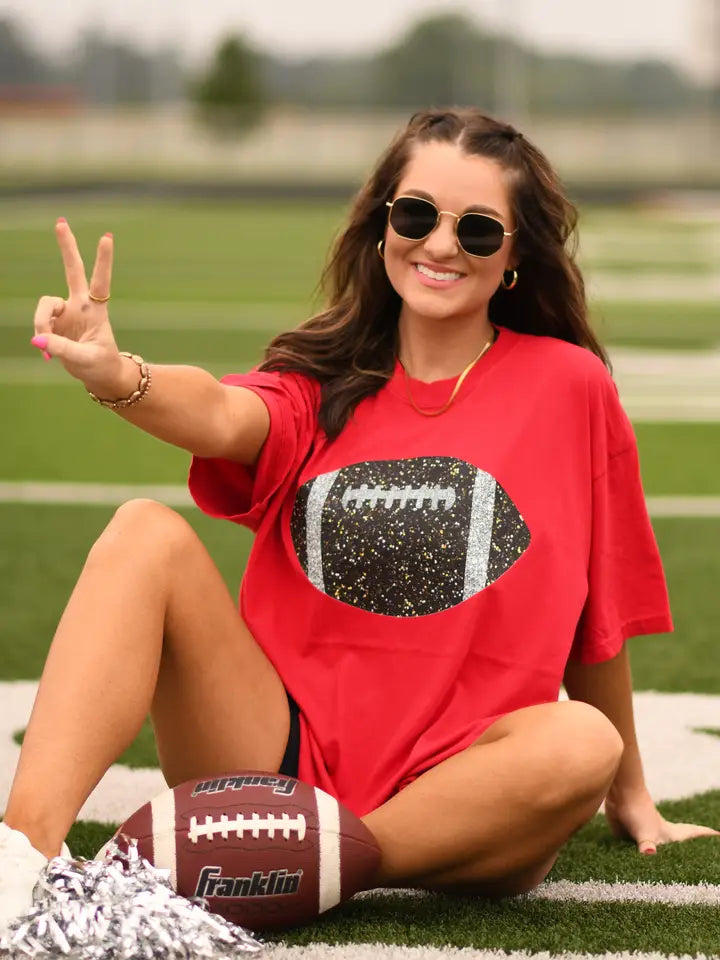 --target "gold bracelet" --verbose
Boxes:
[87,352,152,410]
